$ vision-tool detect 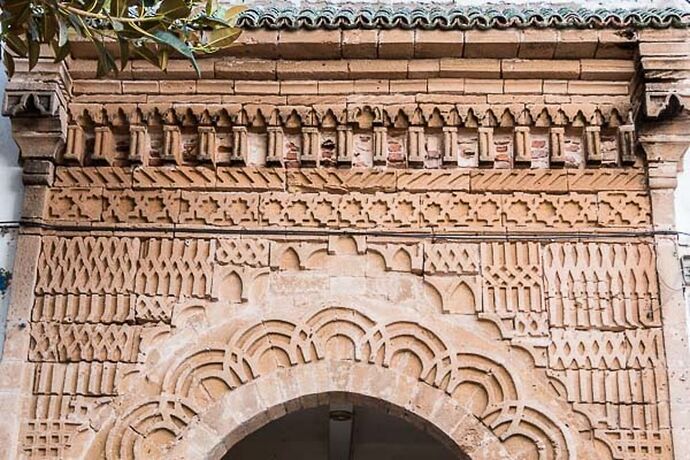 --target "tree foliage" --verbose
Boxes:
[0,0,244,77]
